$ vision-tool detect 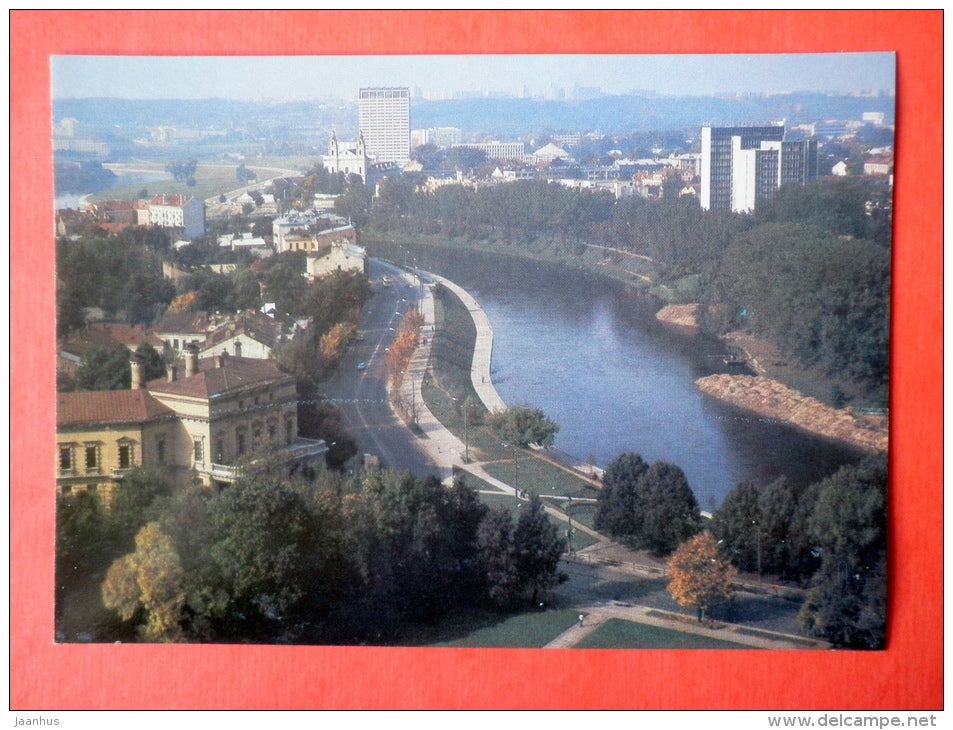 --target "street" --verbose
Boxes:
[319,259,438,476]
